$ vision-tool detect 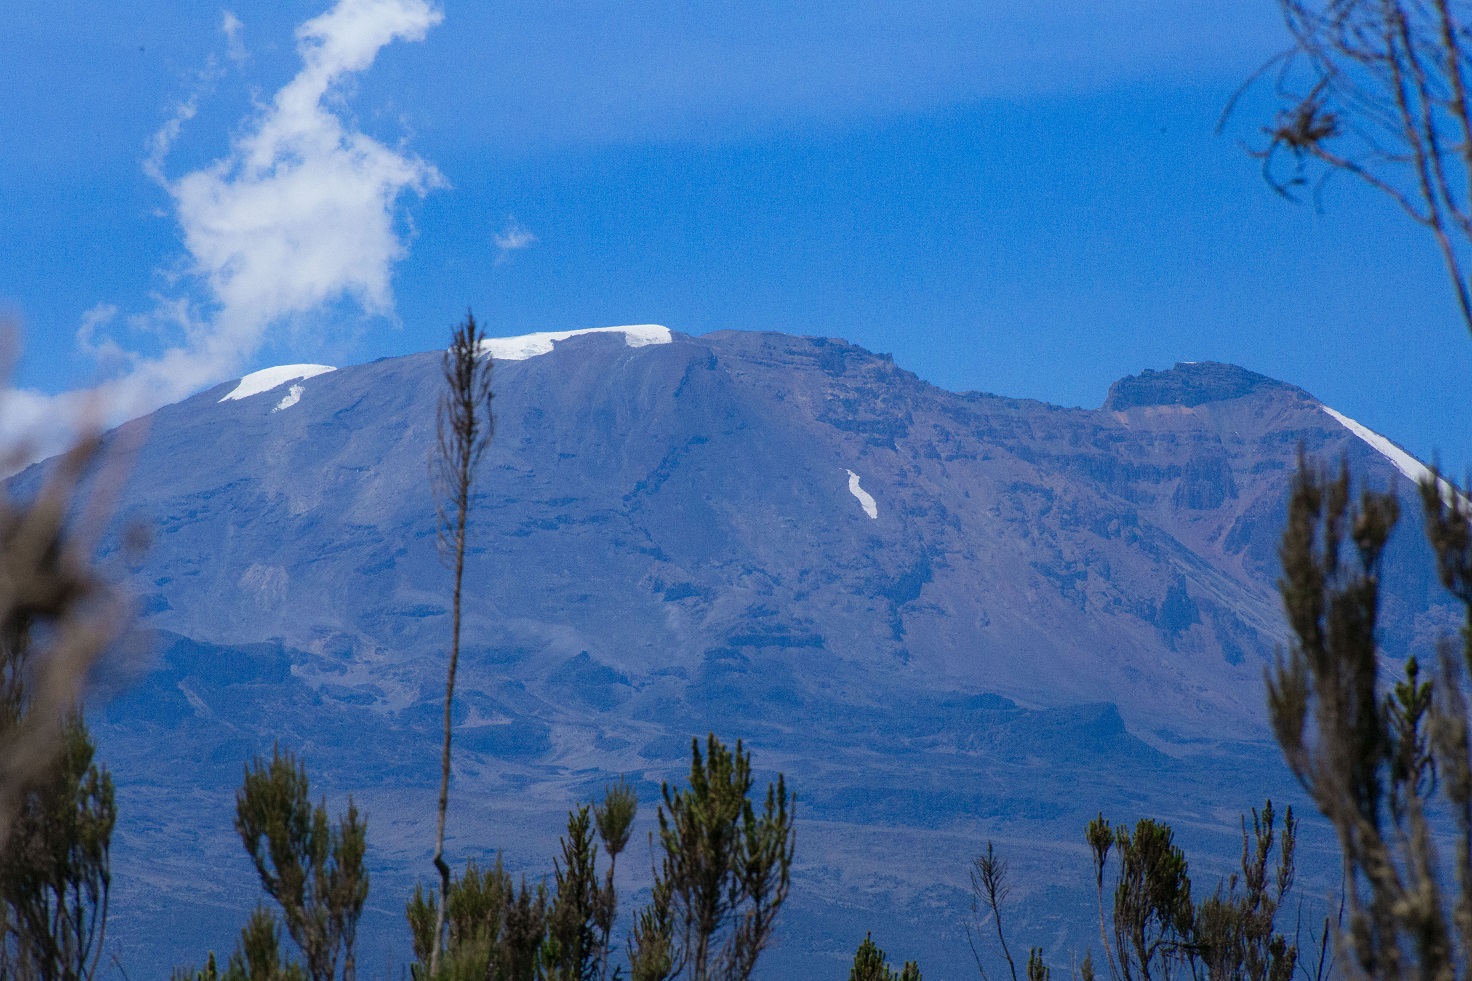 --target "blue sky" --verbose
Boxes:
[2,0,1469,472]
